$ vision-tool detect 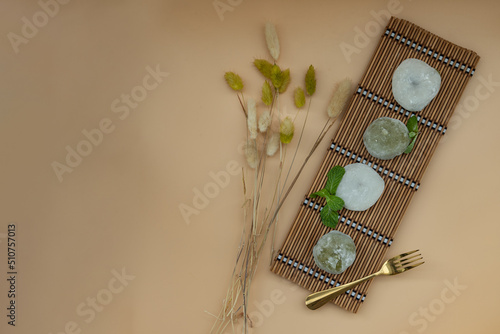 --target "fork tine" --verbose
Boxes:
[392,249,419,261]
[395,253,421,262]
[395,255,423,267]
[400,261,425,272]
